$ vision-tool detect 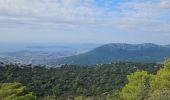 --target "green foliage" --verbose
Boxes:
[121,71,152,100]
[150,68,170,92]
[74,96,85,100]
[0,62,160,99]
[42,96,57,100]
[107,59,170,100]
[0,59,169,100]
[148,59,170,100]
[164,58,170,69]
[0,82,36,100]
[106,90,122,100]
[147,88,170,100]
